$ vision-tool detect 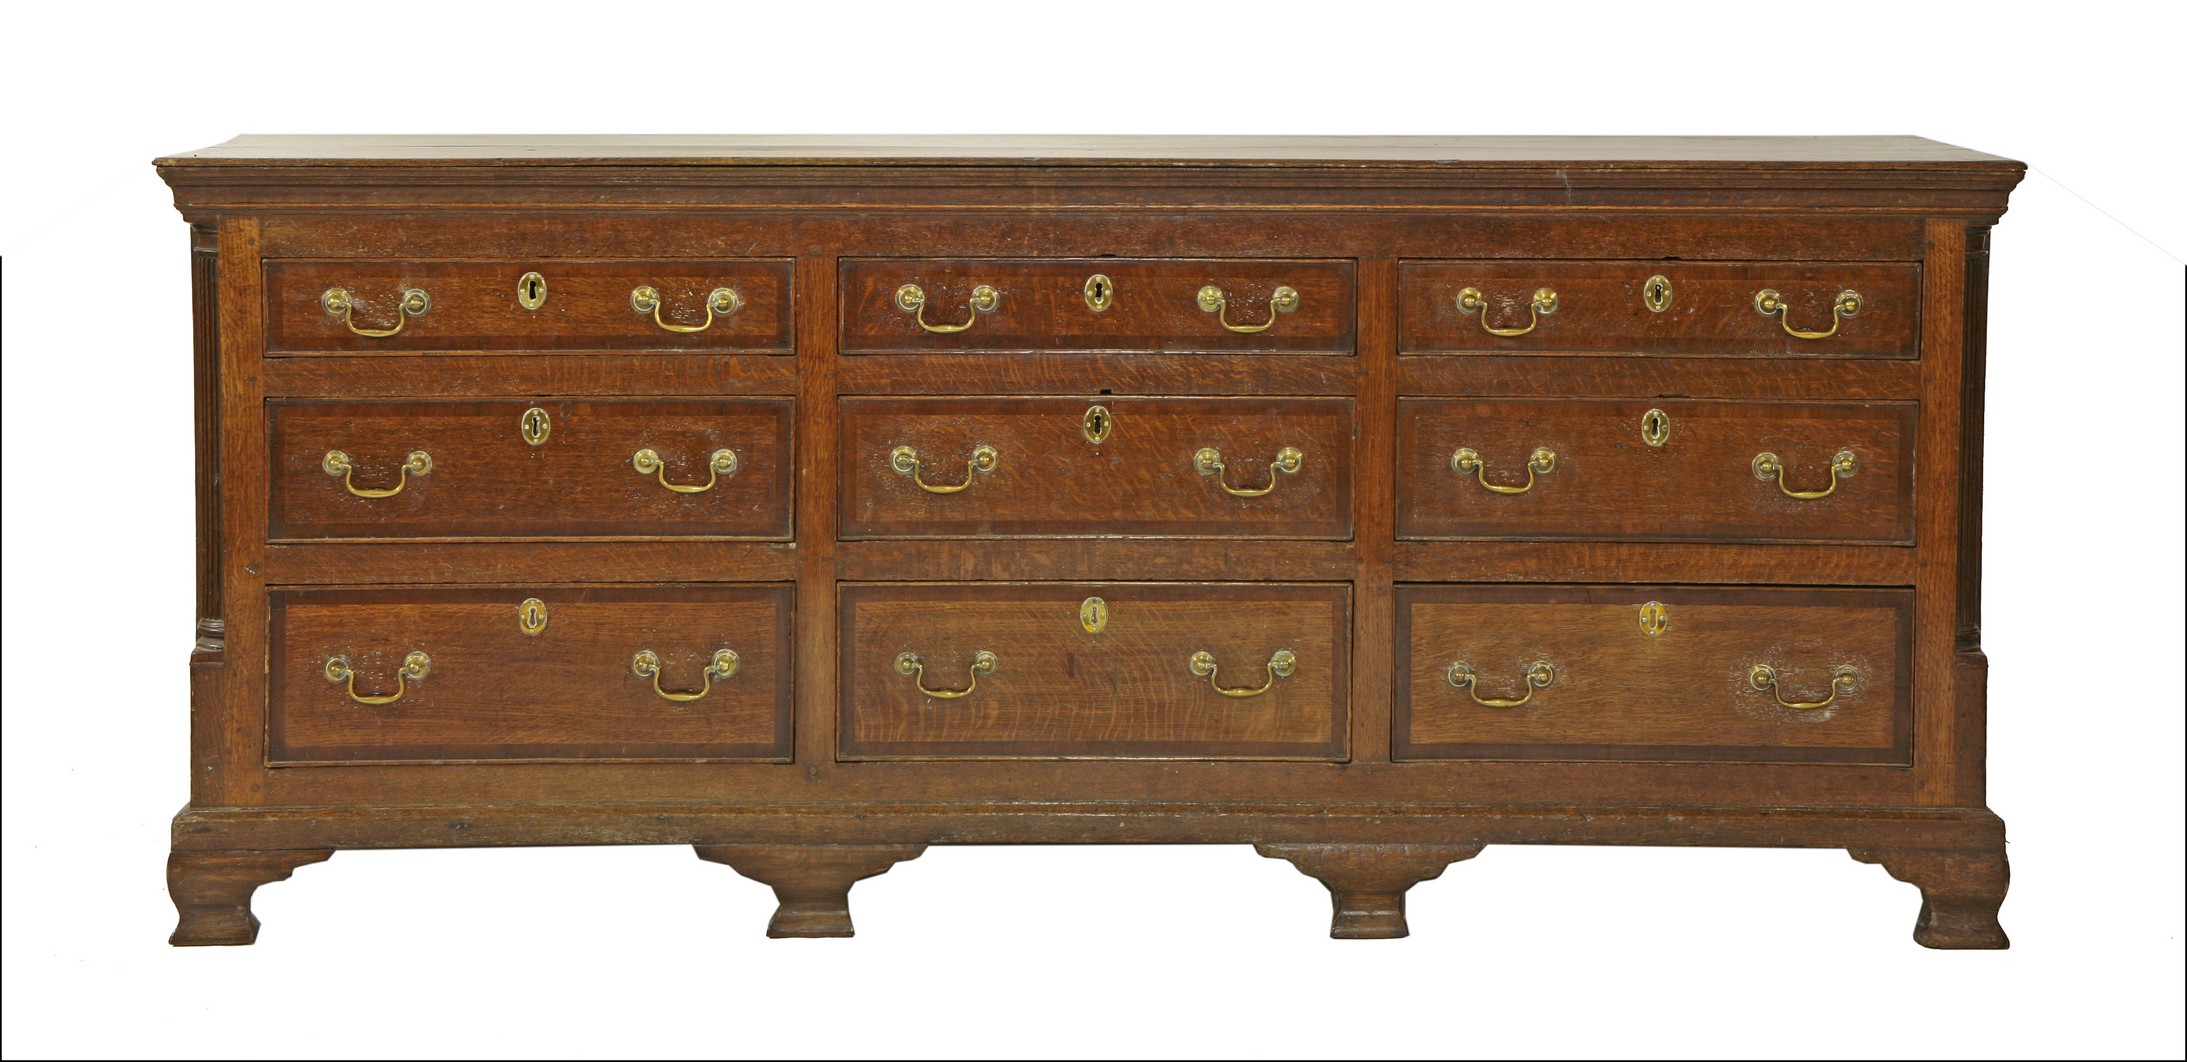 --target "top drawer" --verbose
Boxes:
[265,260,793,353]
[1400,261,1919,358]
[841,259,1355,354]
